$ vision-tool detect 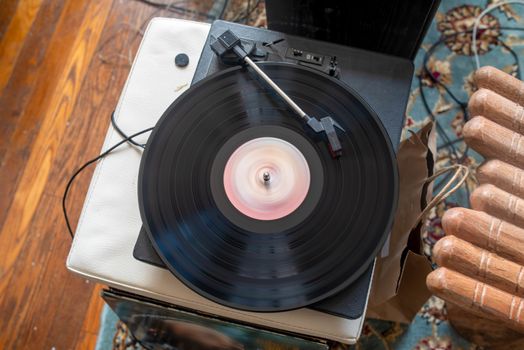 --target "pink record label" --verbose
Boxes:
[223,137,311,221]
